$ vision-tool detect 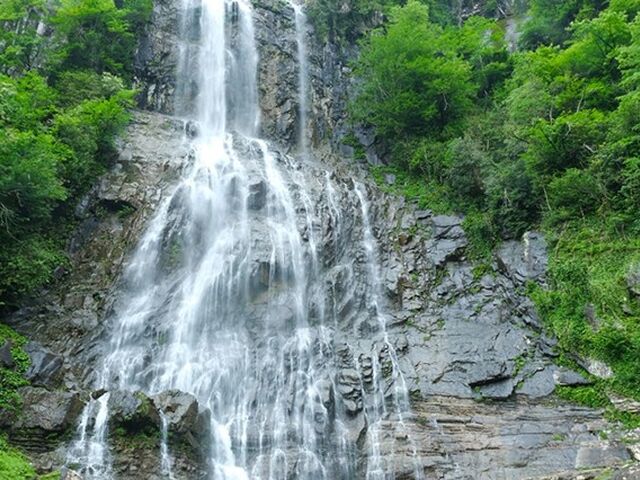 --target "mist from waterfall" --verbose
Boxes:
[67,0,420,478]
